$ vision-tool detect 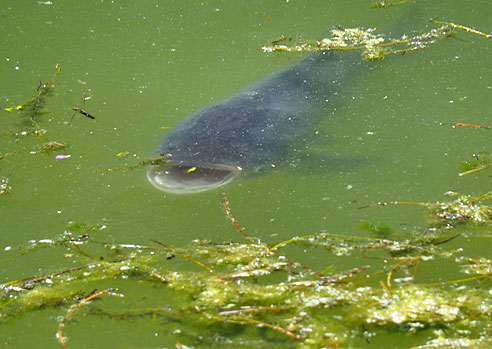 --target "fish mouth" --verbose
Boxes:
[147,162,240,194]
